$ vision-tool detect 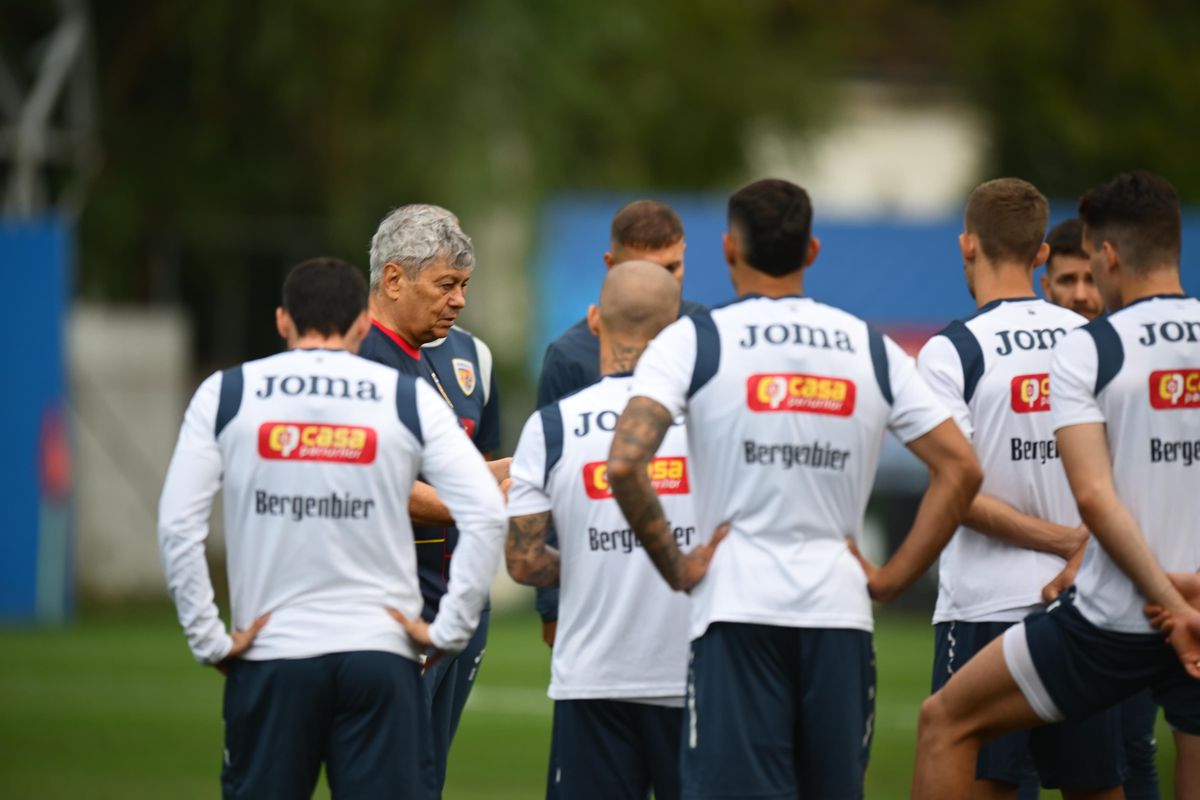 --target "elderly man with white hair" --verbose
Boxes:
[358,204,509,796]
